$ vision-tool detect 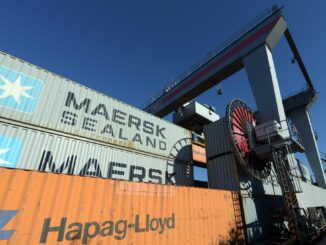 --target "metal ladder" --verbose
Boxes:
[231,192,246,243]
[272,144,302,242]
